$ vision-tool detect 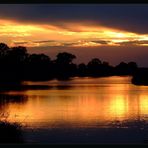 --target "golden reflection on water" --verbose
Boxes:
[1,76,148,128]
[108,95,127,119]
[139,95,148,116]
